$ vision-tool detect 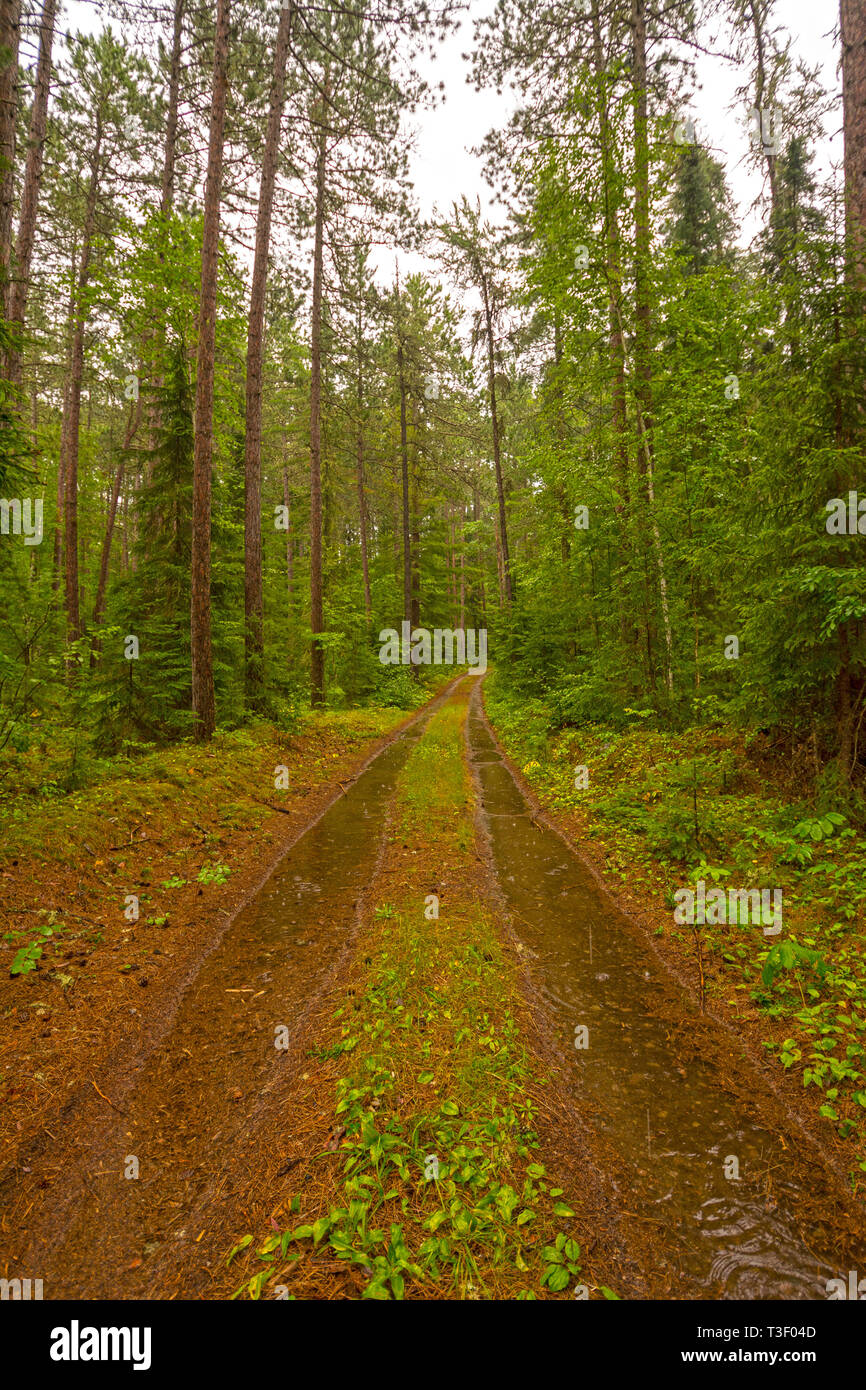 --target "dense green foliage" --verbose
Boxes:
[0,0,862,791]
